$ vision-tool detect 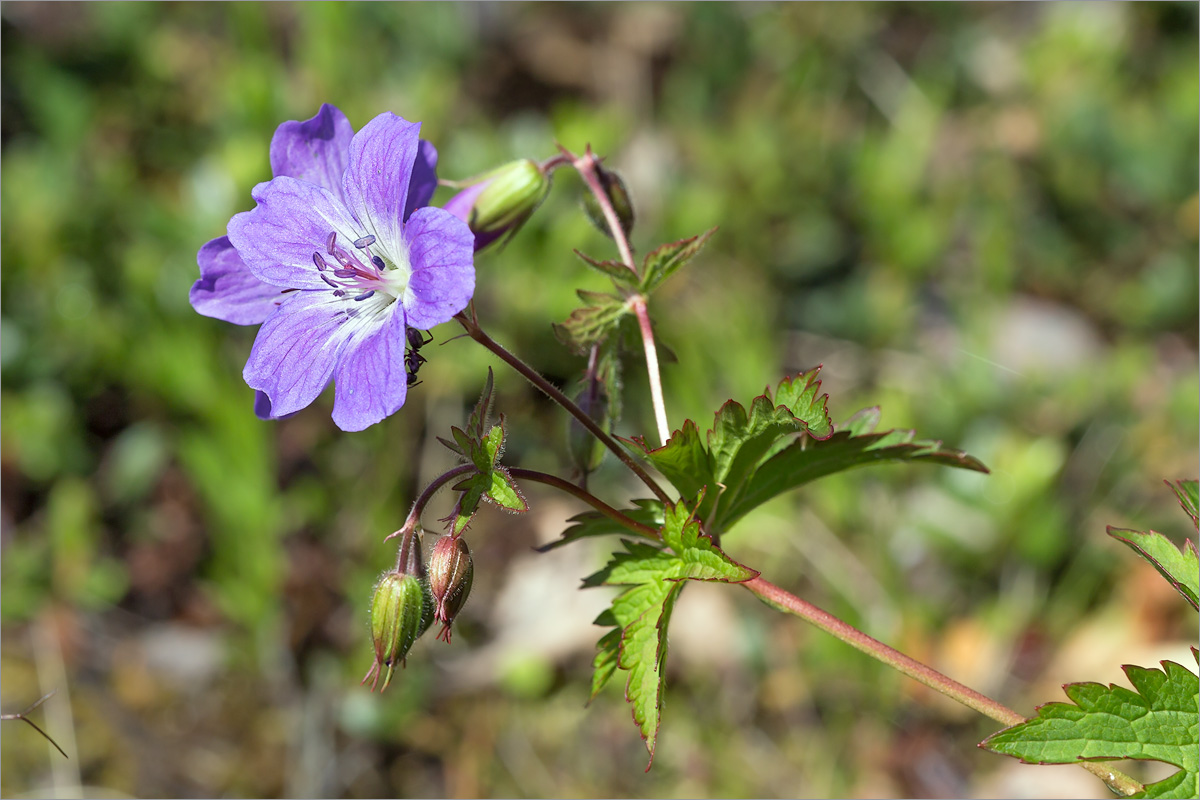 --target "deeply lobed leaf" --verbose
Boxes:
[586,498,758,768]
[980,658,1200,799]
